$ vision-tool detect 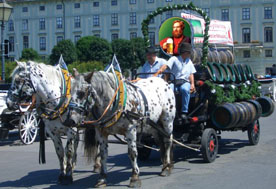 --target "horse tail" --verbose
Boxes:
[84,127,98,164]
